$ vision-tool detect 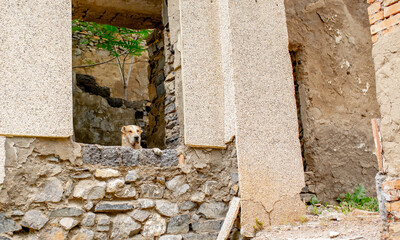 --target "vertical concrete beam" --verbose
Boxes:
[0,0,72,137]
[179,0,226,148]
[227,0,305,236]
